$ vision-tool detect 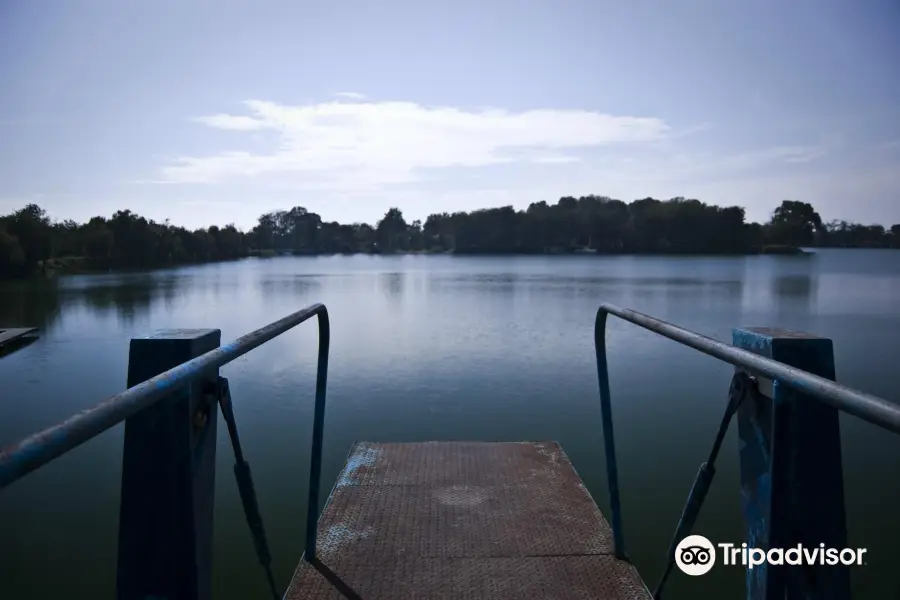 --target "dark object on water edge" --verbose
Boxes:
[0,327,39,357]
